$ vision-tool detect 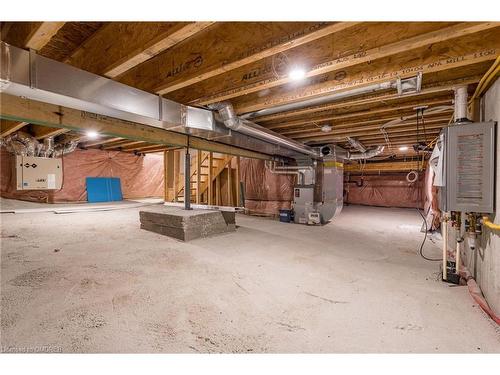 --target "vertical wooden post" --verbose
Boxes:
[216,175,221,206]
[208,152,213,205]
[196,150,202,204]
[227,159,233,207]
[236,156,240,207]
[173,150,179,202]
